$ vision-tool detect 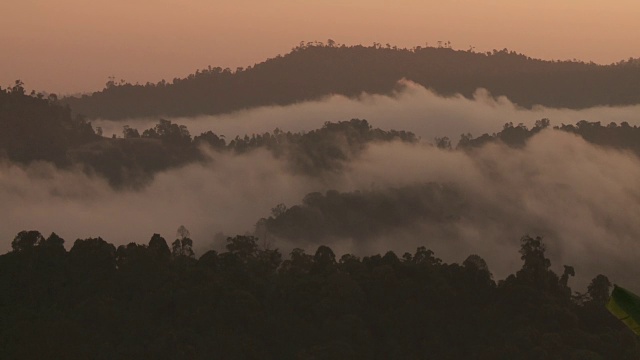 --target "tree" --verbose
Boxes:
[172,239,195,260]
[176,225,190,240]
[198,250,219,269]
[171,225,195,258]
[148,233,171,261]
[587,274,612,305]
[11,230,45,252]
[11,79,25,95]
[413,246,441,266]
[122,125,140,138]
[311,245,336,275]
[463,254,490,274]
[519,235,551,274]
[39,232,66,258]
[515,236,560,292]
[142,119,191,145]
[68,237,117,275]
[281,248,313,275]
[43,232,65,249]
[225,235,258,261]
[534,118,551,130]
[435,136,452,150]
[194,131,226,149]
[271,203,287,217]
[172,238,195,258]
[559,265,575,287]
